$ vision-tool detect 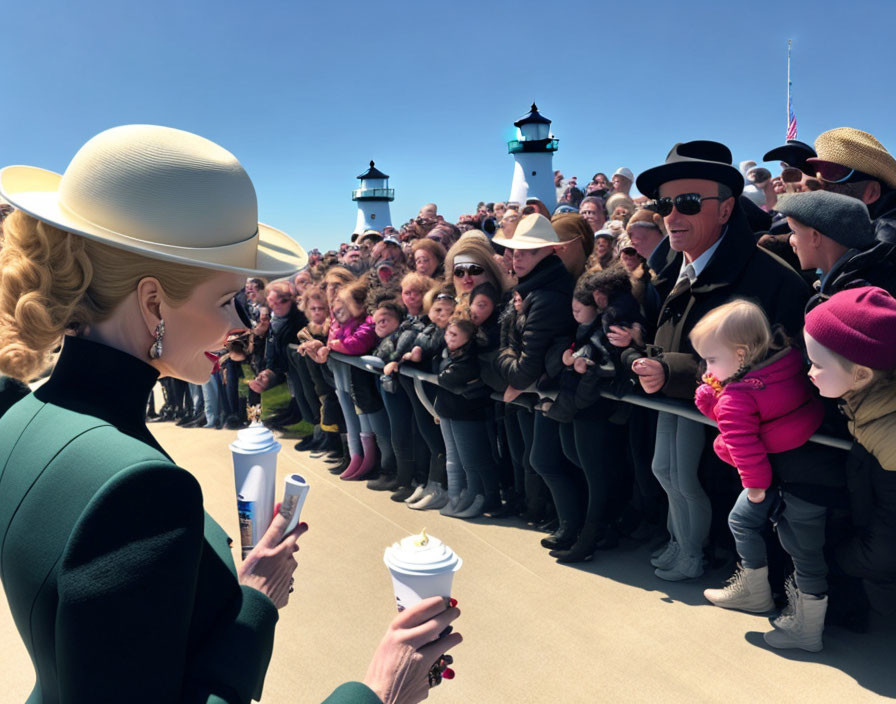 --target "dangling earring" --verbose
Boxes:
[149,319,165,360]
